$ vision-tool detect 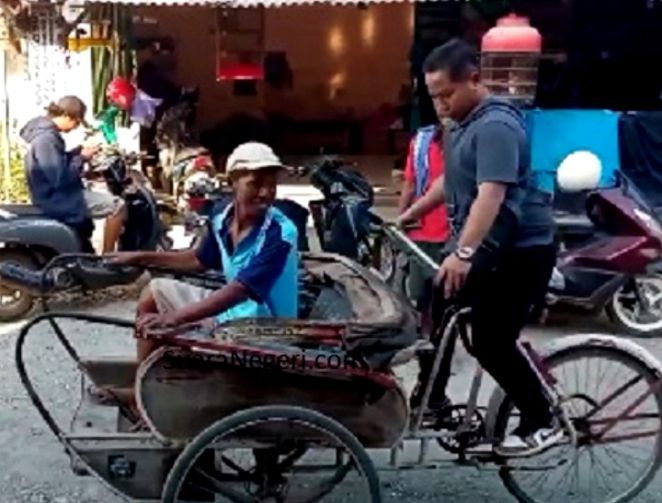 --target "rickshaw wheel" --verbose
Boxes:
[161,405,382,503]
